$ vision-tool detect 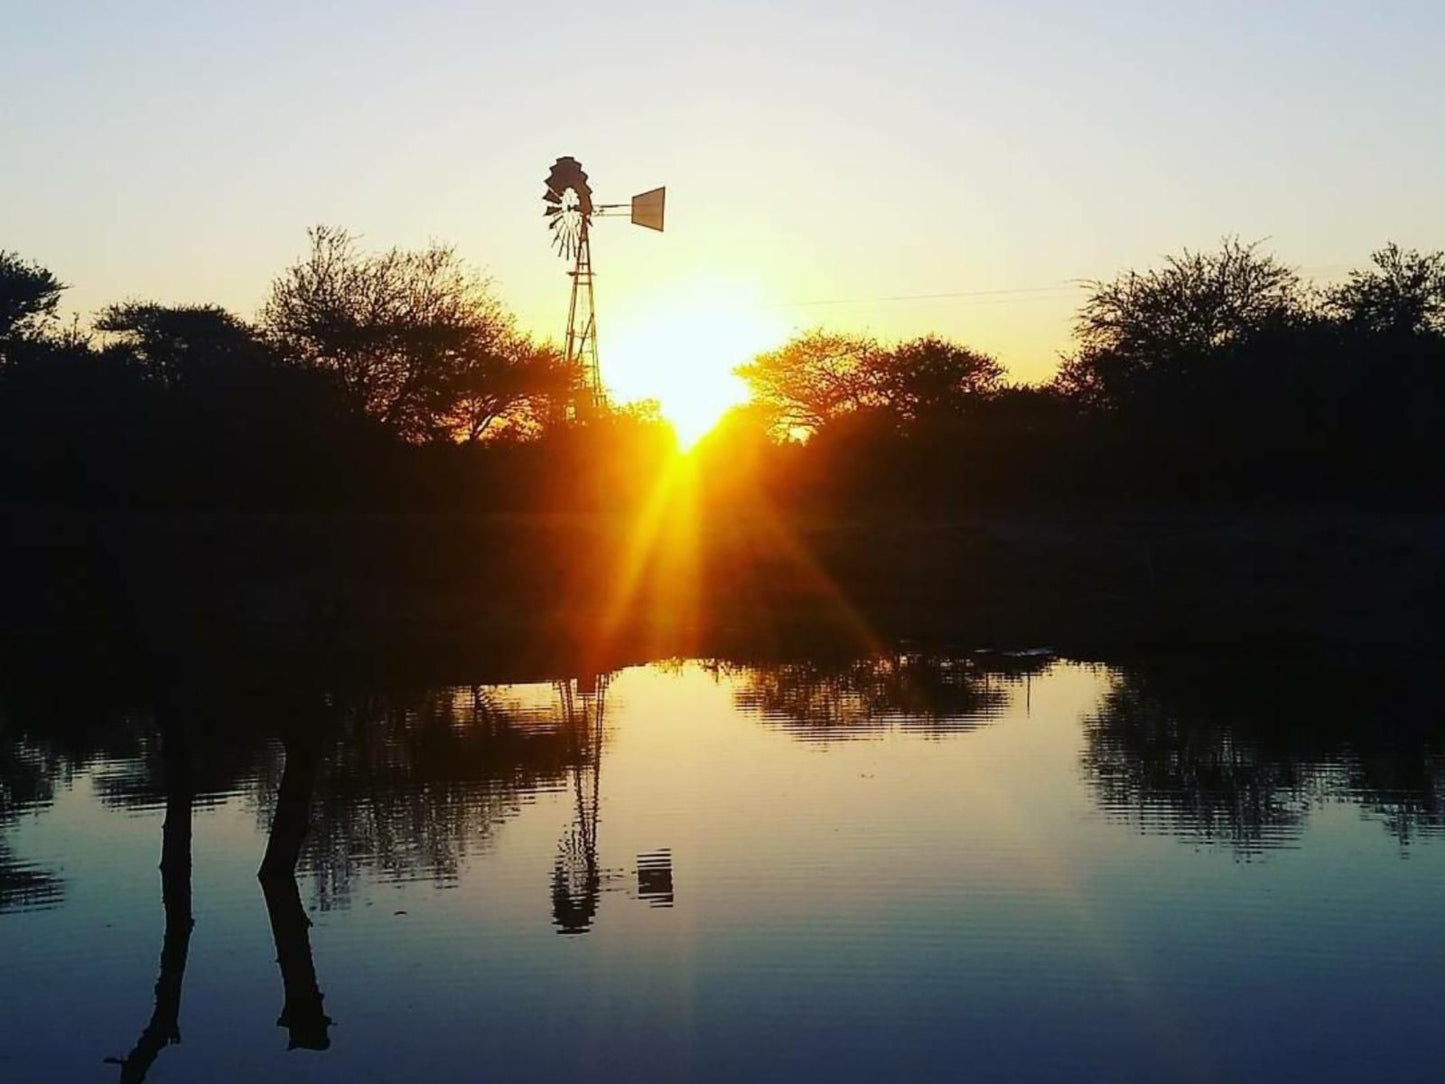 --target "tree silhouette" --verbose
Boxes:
[873,335,1004,424]
[735,330,883,434]
[441,337,578,442]
[1325,243,1445,337]
[736,330,1005,438]
[96,303,275,390]
[0,250,64,347]
[83,299,373,507]
[262,226,545,442]
[1054,238,1306,412]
